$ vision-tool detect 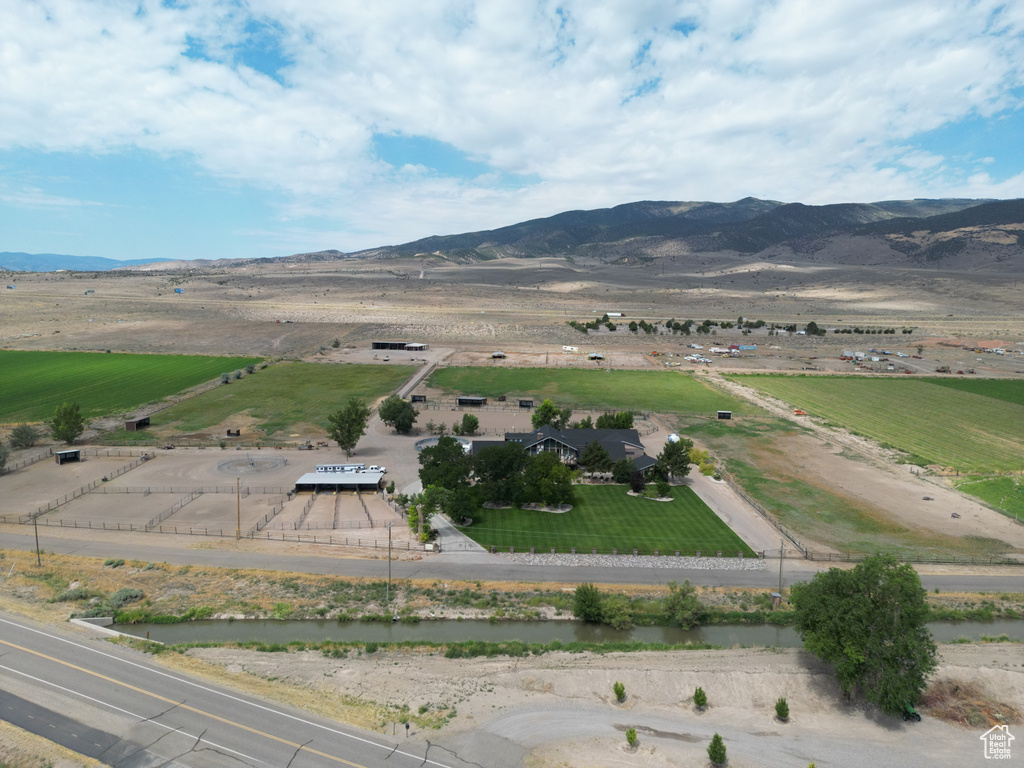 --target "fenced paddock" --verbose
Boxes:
[0,455,149,514]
